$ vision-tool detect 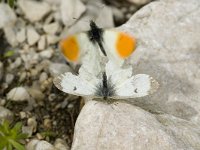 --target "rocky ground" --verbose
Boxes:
[0,0,152,149]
